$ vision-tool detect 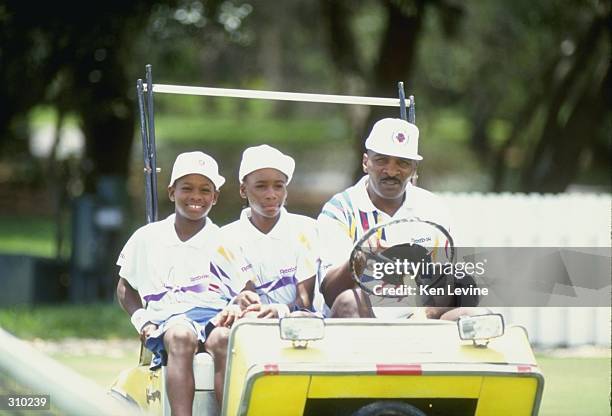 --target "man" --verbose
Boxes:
[317,118,480,320]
